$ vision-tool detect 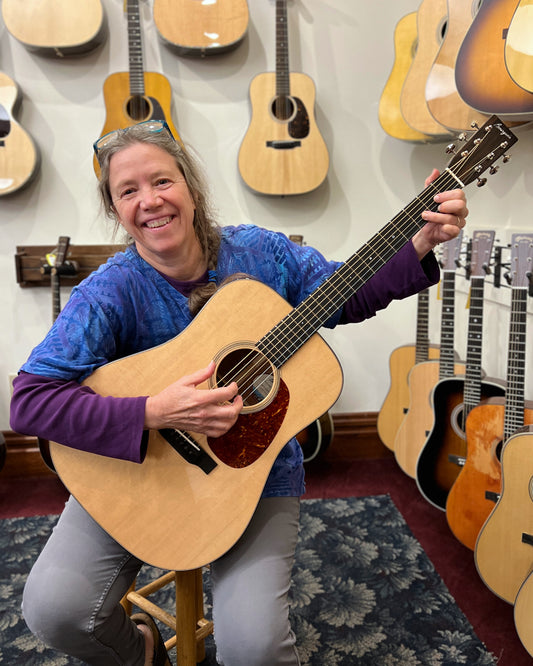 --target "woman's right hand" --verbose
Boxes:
[144,361,243,438]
